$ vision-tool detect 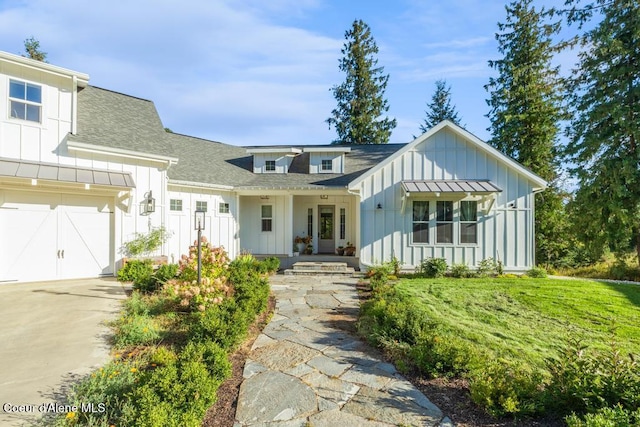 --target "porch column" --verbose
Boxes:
[286,194,293,256]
